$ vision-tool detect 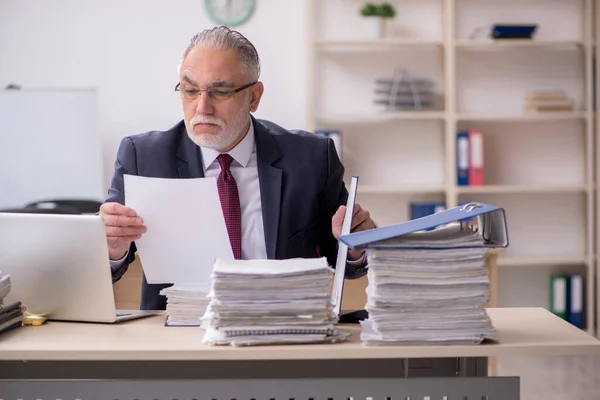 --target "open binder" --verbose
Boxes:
[340,202,509,250]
